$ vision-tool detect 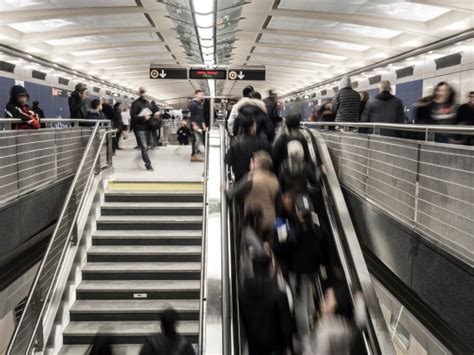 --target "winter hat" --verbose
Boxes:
[75,83,87,92]
[243,85,254,98]
[10,85,29,101]
[338,75,352,89]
